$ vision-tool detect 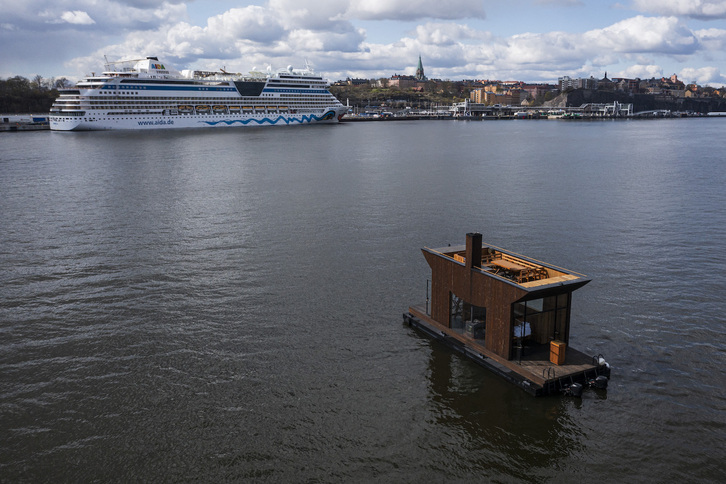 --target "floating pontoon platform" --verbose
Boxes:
[404,306,610,396]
